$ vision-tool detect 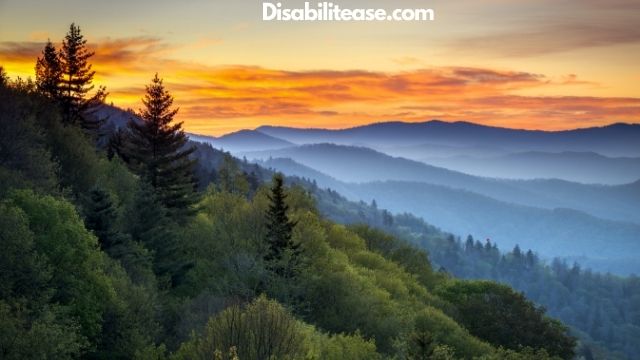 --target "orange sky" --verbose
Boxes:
[1,0,639,135]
